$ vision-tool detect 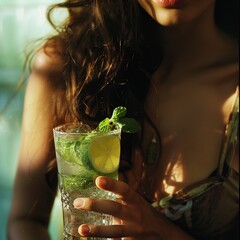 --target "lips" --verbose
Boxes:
[152,0,185,7]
